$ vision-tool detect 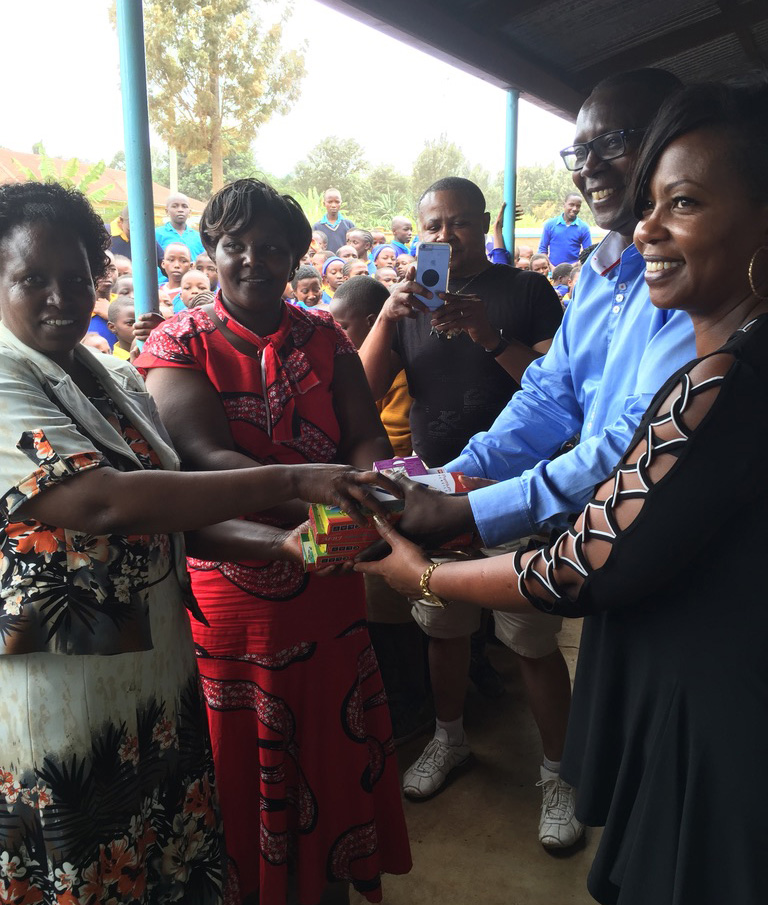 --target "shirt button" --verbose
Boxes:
[618,283,627,290]
[615,293,625,302]
[612,305,620,313]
